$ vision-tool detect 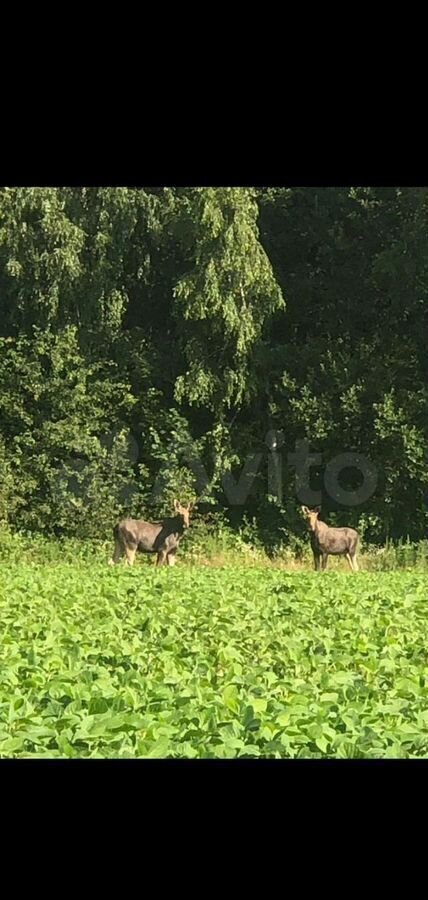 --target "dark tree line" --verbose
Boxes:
[0,187,426,545]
